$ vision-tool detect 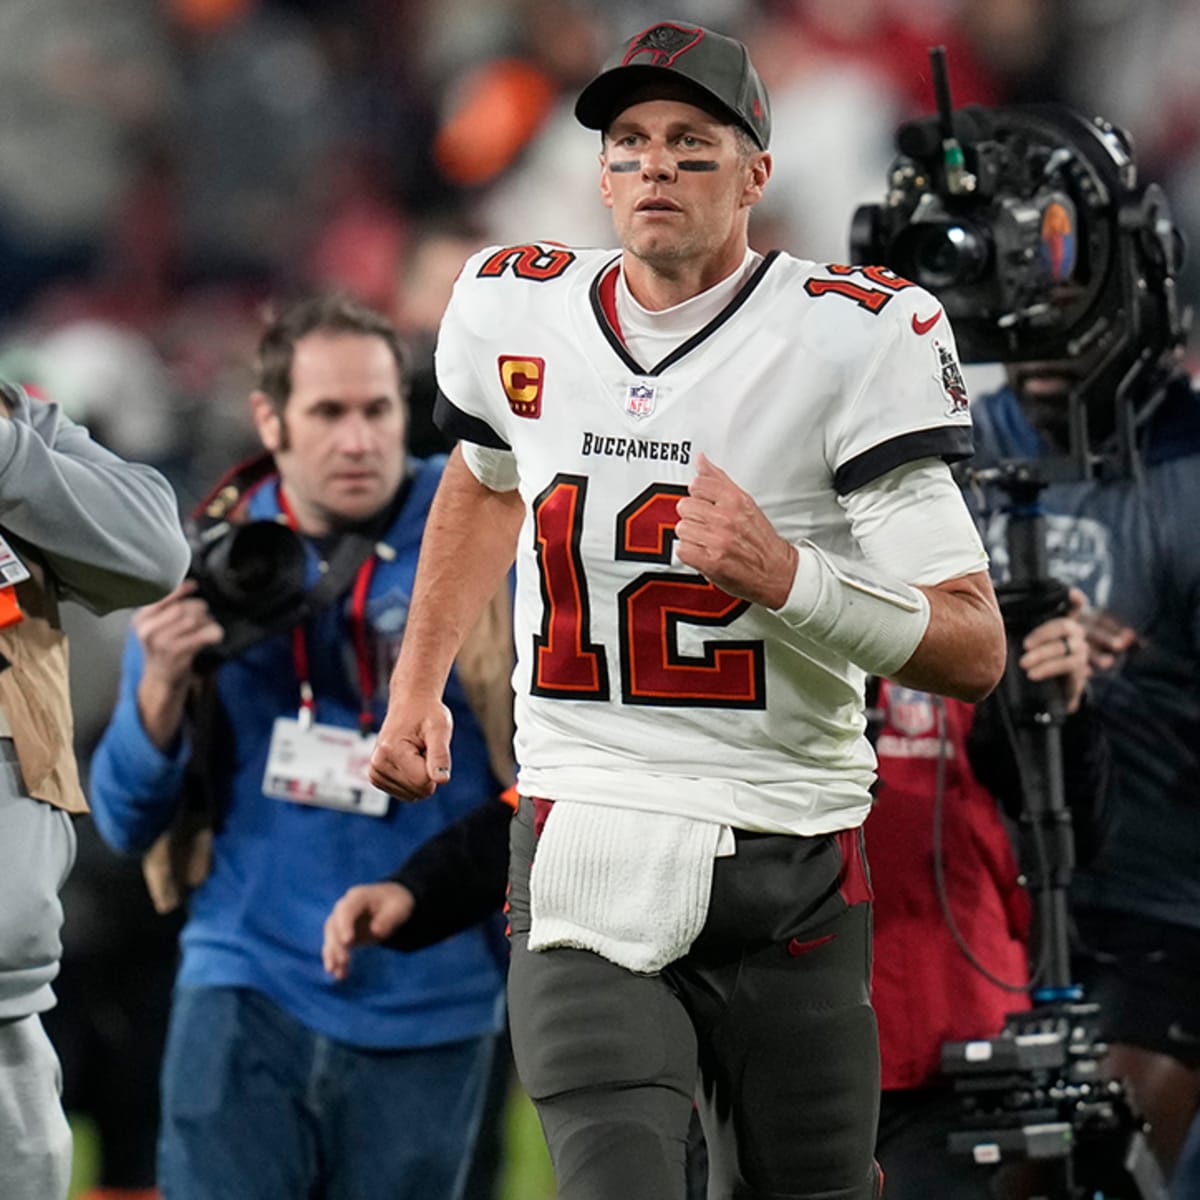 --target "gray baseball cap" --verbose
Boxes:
[575,21,771,150]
